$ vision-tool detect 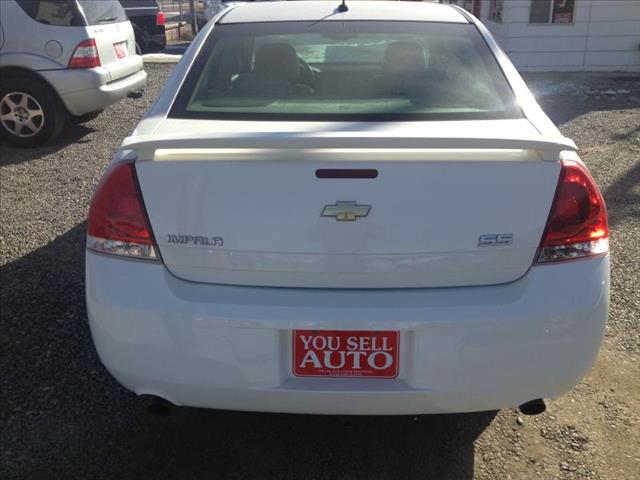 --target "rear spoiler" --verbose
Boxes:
[122,133,577,162]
